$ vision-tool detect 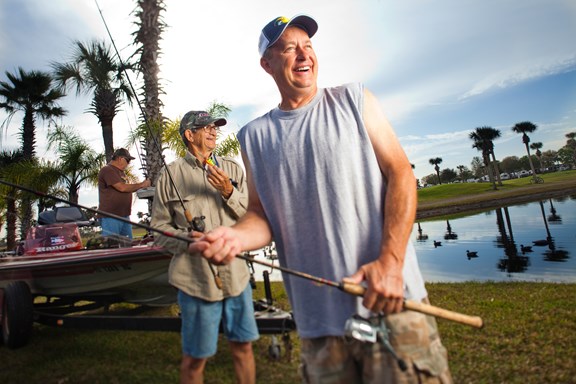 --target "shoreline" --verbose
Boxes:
[416,182,576,220]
